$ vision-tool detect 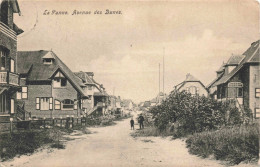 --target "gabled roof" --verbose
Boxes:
[215,40,259,86]
[225,54,244,66]
[174,73,206,91]
[17,50,87,97]
[74,71,95,85]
